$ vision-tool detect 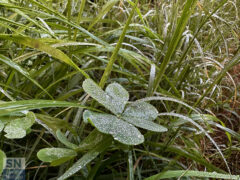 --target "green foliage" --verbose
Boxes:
[145,170,240,180]
[0,150,6,175]
[37,148,77,166]
[0,0,239,179]
[83,110,144,145]
[0,112,35,139]
[56,130,78,150]
[83,79,167,145]
[58,136,112,180]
